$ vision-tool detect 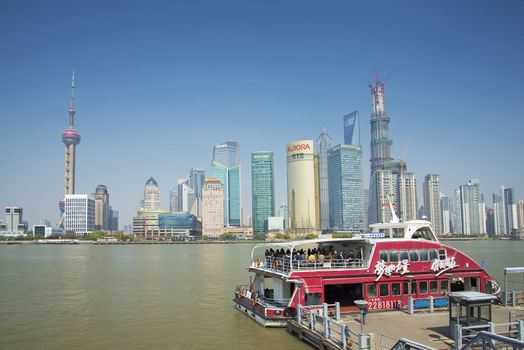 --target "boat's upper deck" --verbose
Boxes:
[250,238,372,275]
[249,220,439,276]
